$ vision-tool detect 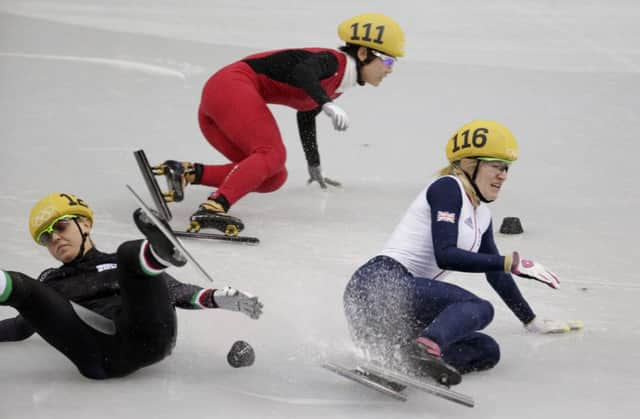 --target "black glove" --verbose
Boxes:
[307,165,342,189]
